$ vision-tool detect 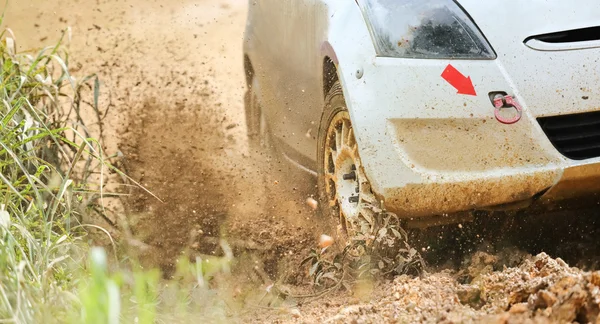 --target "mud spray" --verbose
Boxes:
[7,0,600,323]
